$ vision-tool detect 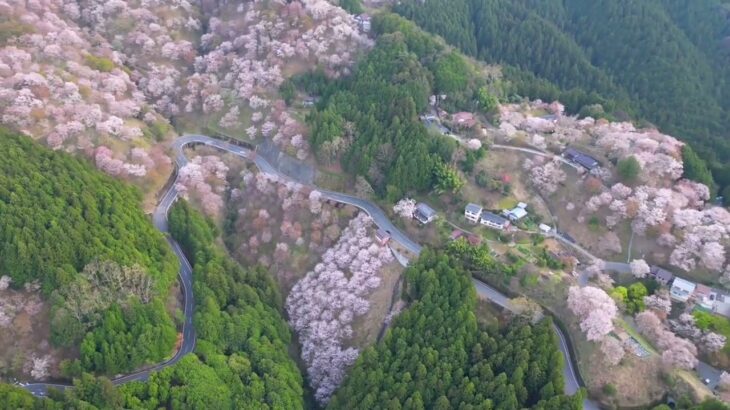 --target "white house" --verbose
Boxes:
[712,291,730,318]
[538,224,552,234]
[464,203,483,223]
[505,202,528,222]
[670,277,696,302]
[480,211,510,230]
